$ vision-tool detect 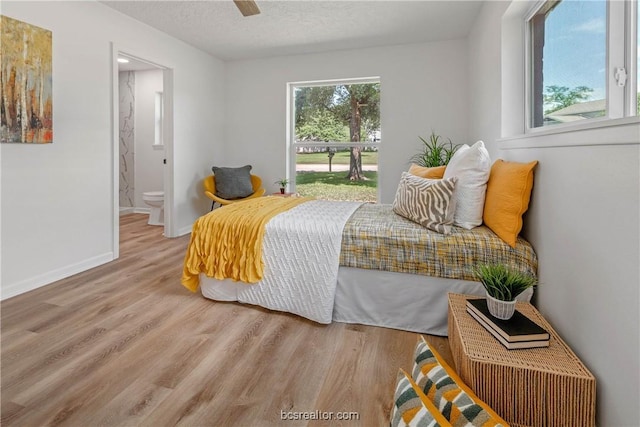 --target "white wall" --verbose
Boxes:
[134,69,164,209]
[468,2,640,425]
[224,40,470,203]
[0,1,225,298]
[467,1,507,160]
